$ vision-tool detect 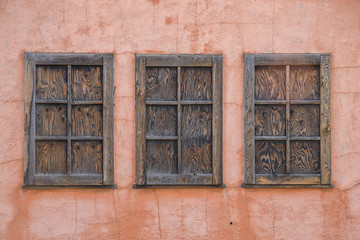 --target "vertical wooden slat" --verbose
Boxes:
[286,65,290,174]
[212,55,223,185]
[177,66,182,174]
[24,53,36,185]
[67,65,72,175]
[103,54,114,185]
[135,55,147,185]
[244,54,256,184]
[320,54,331,185]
